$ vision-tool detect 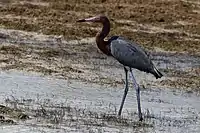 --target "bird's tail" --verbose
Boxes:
[152,66,163,79]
